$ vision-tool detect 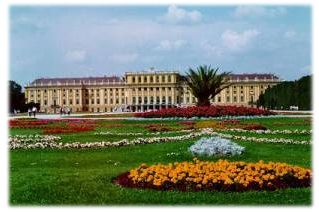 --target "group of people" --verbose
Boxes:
[59,107,71,116]
[27,106,38,118]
